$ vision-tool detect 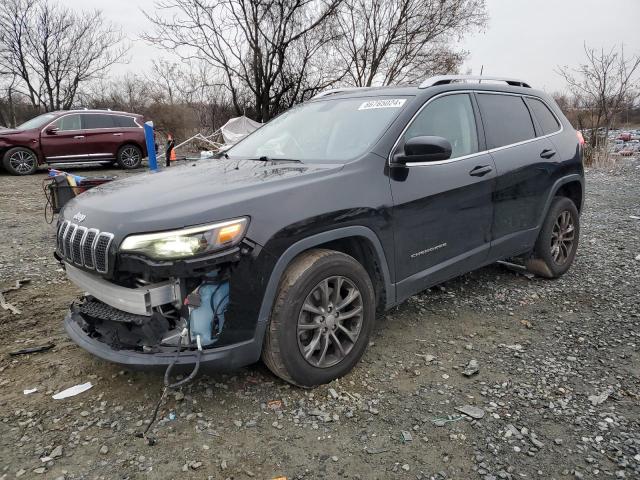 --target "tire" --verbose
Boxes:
[526,196,580,278]
[116,144,142,169]
[262,249,376,387]
[2,147,38,175]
